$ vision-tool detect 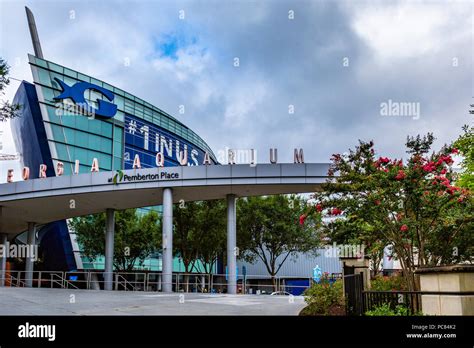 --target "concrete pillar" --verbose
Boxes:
[162,188,173,292]
[104,208,115,291]
[227,194,237,294]
[25,222,36,287]
[0,233,7,287]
